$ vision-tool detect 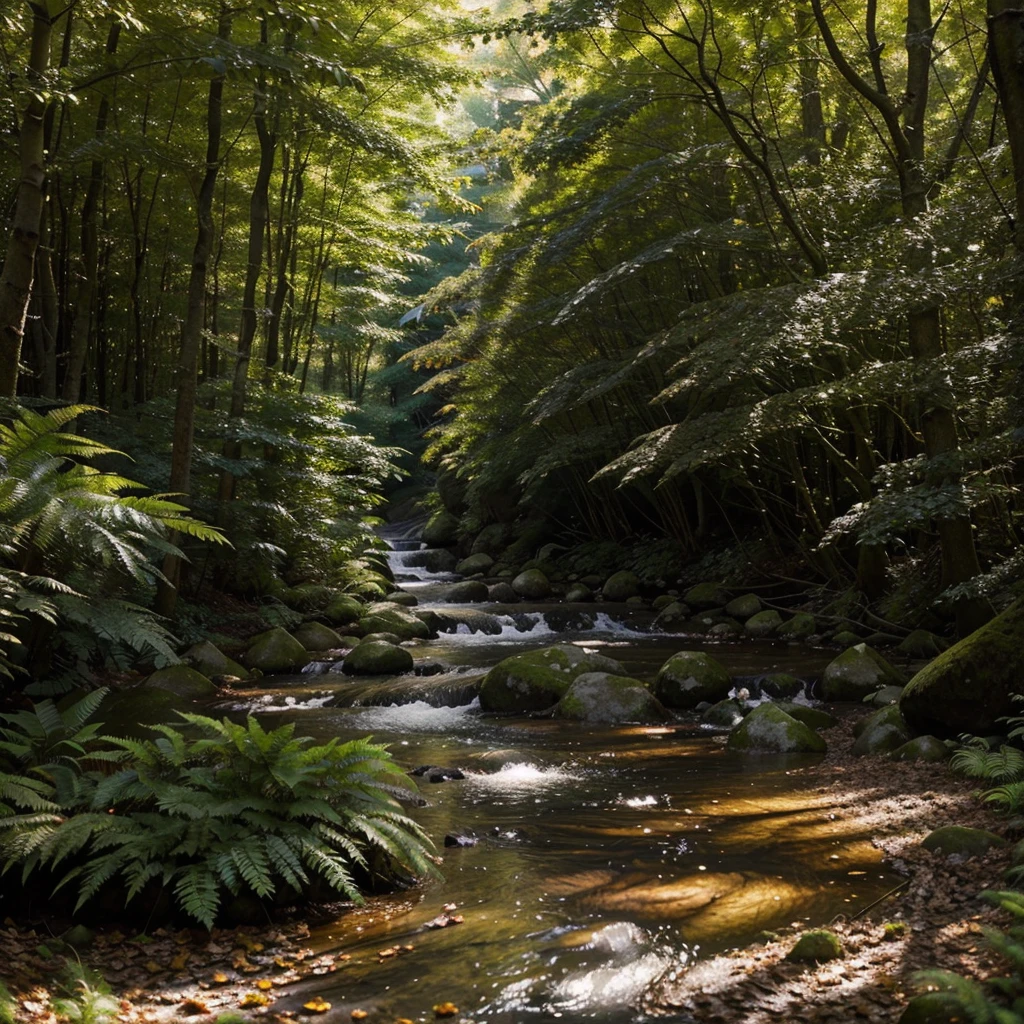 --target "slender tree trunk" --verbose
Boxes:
[0,2,53,397]
[989,2,1024,256]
